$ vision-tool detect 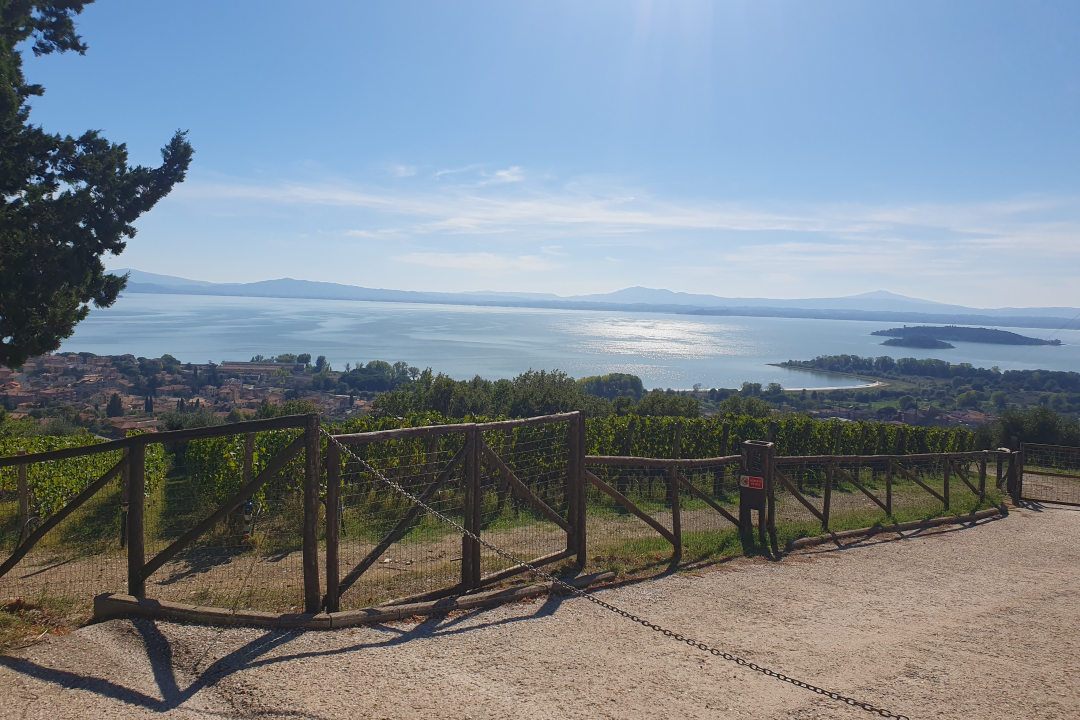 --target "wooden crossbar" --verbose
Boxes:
[674,472,742,528]
[950,460,980,496]
[0,456,127,581]
[833,466,889,514]
[585,470,677,546]
[337,445,466,597]
[139,435,305,581]
[481,444,571,533]
[891,461,945,504]
[774,468,827,523]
